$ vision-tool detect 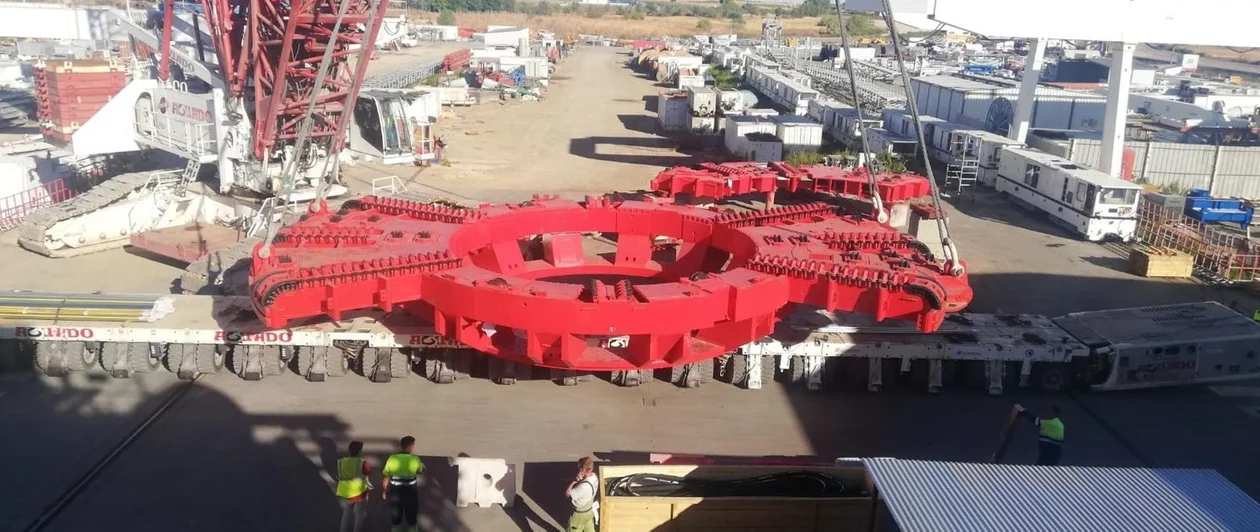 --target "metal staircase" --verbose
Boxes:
[945,133,980,196]
[176,160,201,197]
